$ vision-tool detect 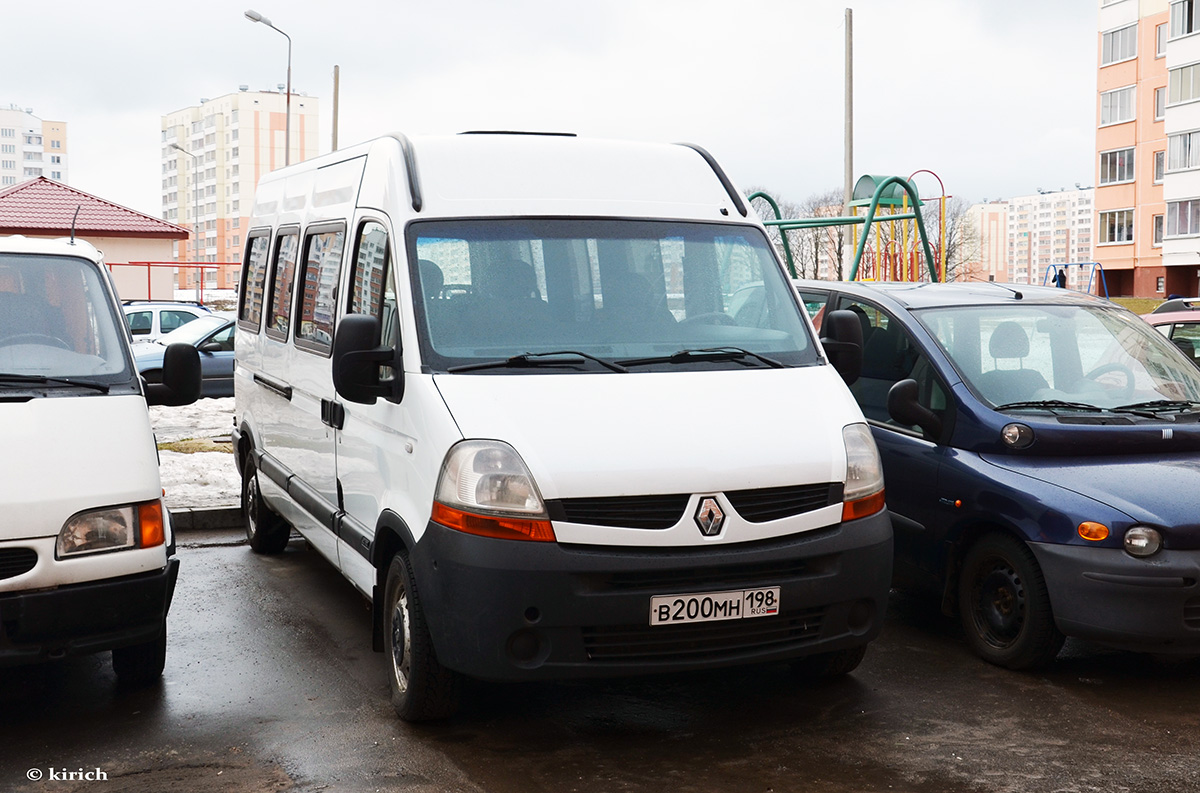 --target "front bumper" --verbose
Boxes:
[0,558,179,666]
[1032,542,1200,651]
[412,510,892,680]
